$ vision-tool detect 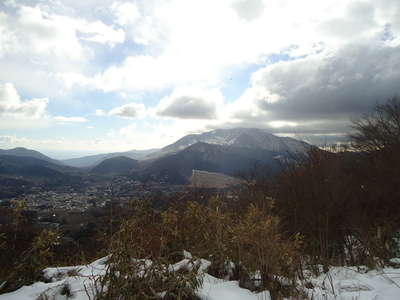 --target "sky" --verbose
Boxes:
[0,0,400,159]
